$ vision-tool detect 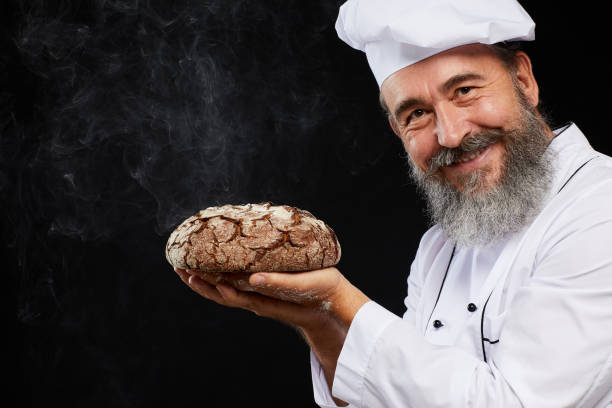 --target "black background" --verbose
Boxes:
[2,1,610,407]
